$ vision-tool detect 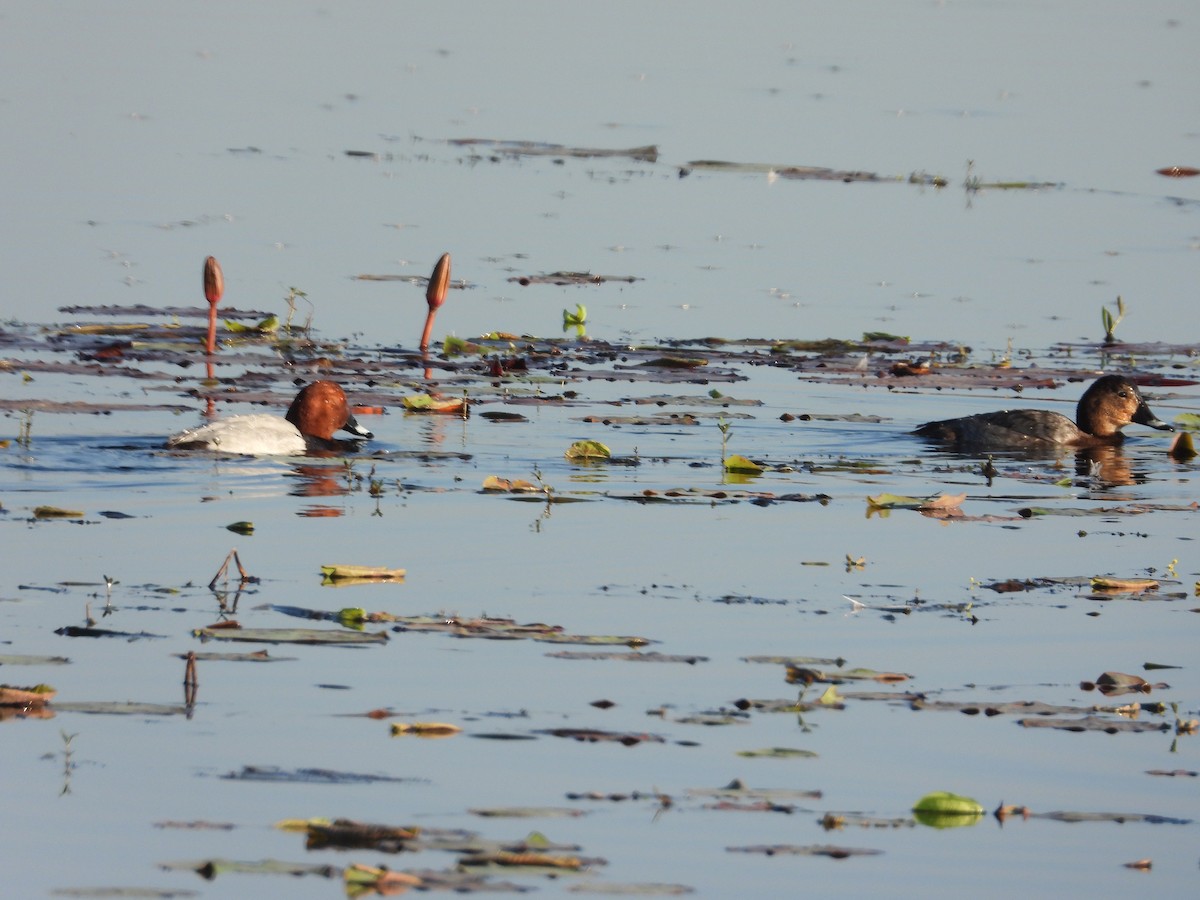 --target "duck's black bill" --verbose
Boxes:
[342,415,375,440]
[1133,402,1174,432]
